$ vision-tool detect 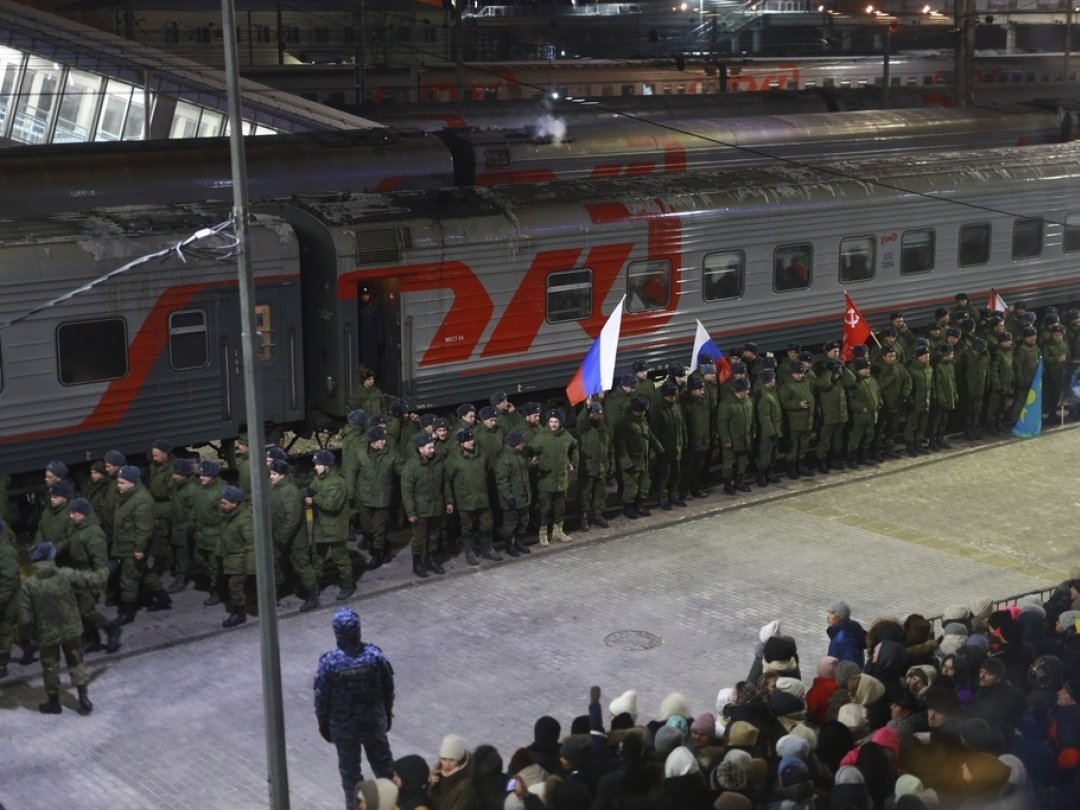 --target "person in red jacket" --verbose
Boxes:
[806,656,840,725]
